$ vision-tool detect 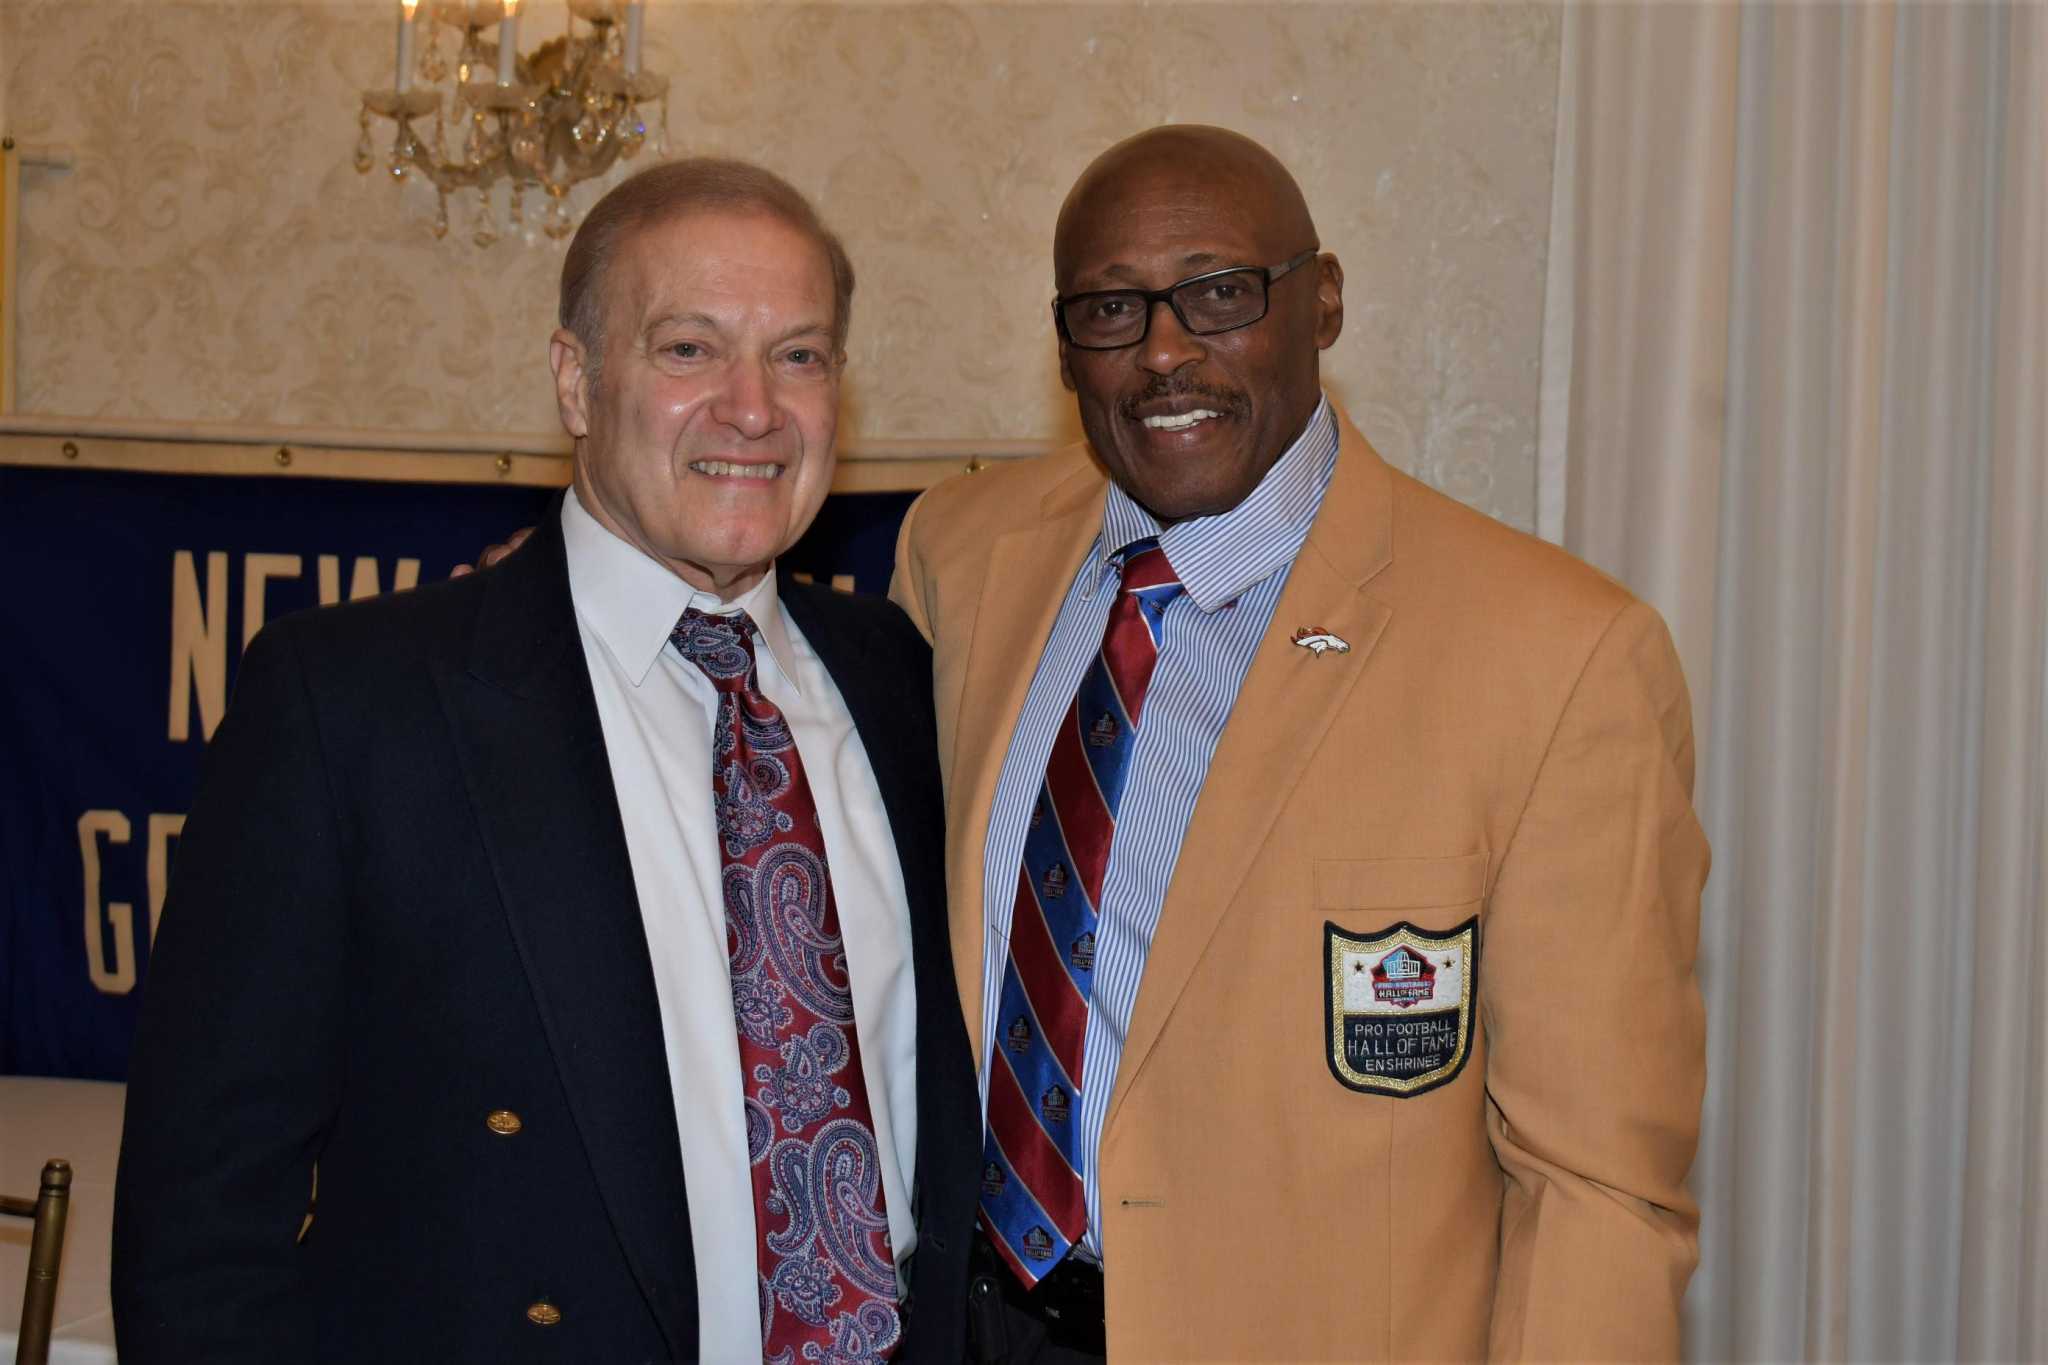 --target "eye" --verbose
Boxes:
[664,340,704,360]
[784,347,822,367]
[1088,296,1134,321]
[1195,279,1247,304]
